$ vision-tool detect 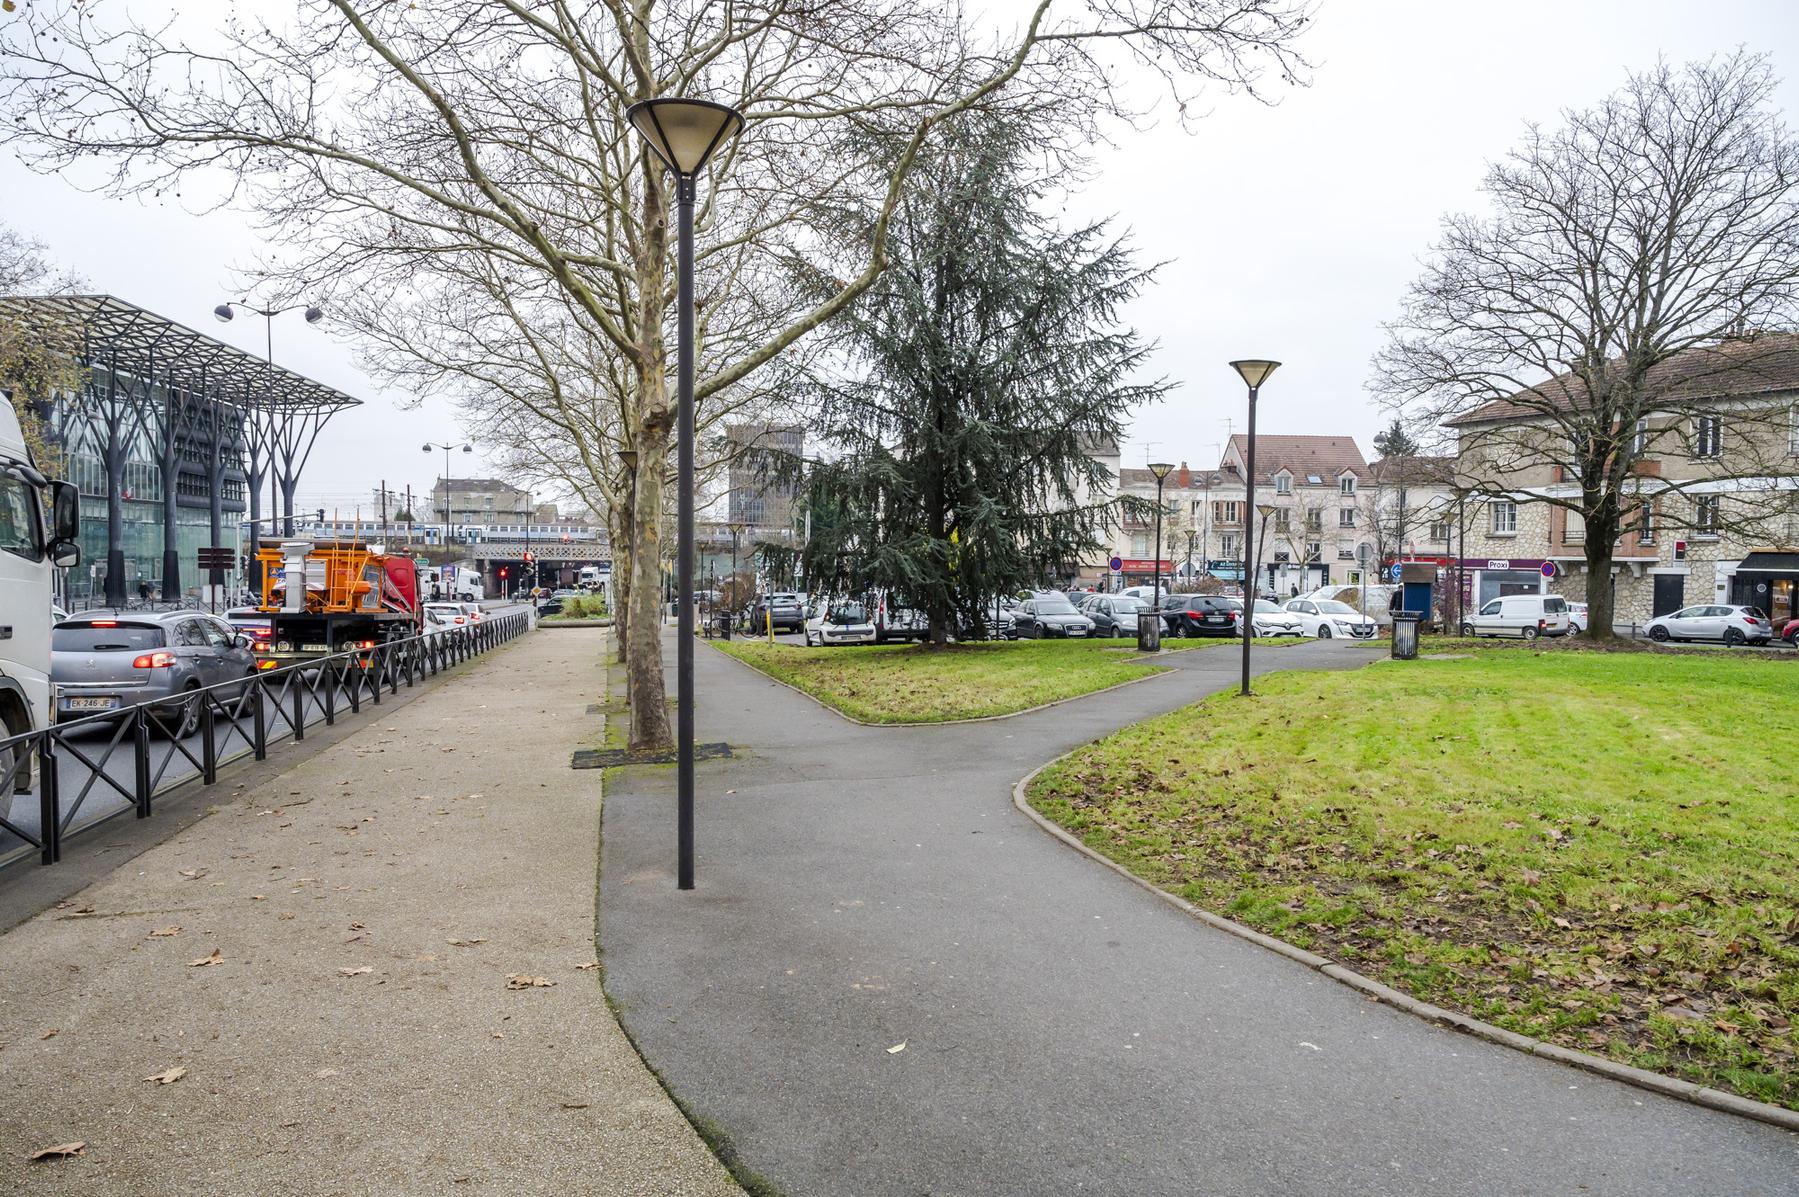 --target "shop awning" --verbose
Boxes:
[1208,565,1244,581]
[1737,551,1799,572]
